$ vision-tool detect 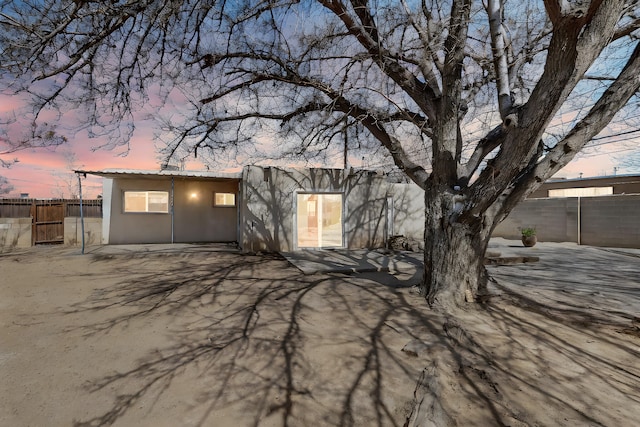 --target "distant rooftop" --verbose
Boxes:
[547,173,640,183]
